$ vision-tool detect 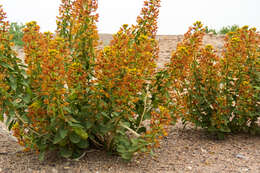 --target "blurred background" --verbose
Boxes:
[1,0,259,34]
